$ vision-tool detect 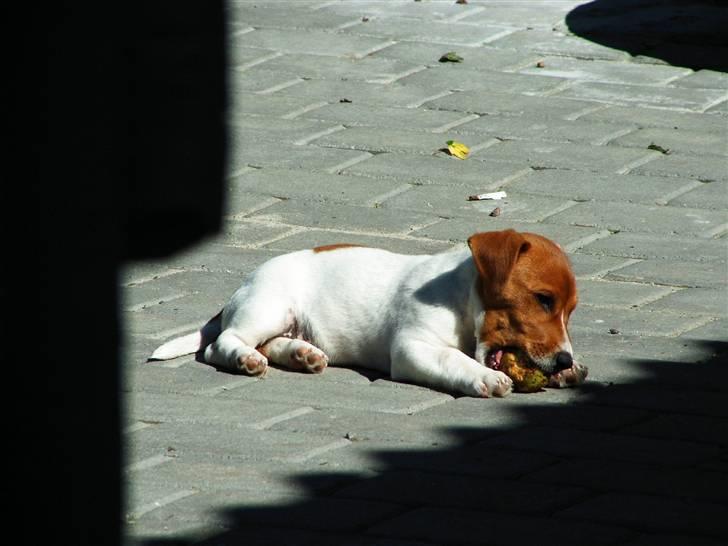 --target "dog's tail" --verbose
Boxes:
[149,310,223,360]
